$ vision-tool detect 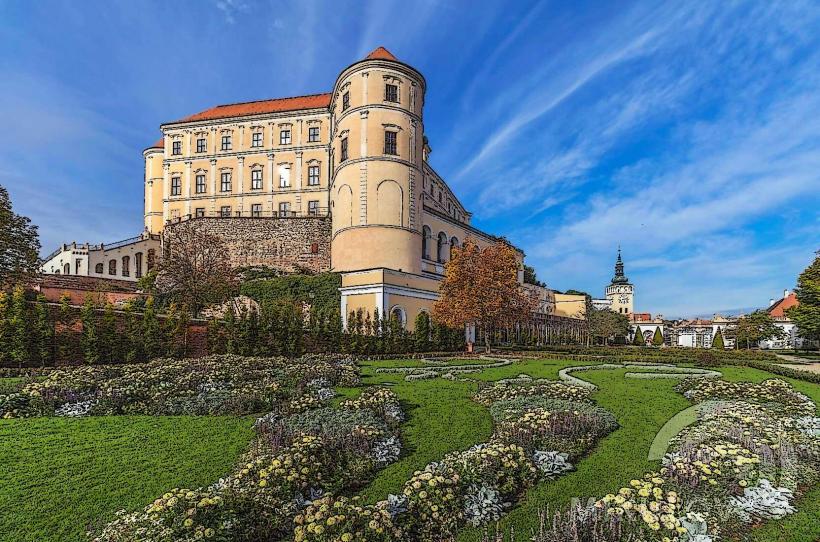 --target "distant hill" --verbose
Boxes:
[685,306,764,320]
